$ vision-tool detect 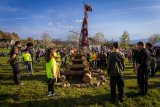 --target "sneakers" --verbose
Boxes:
[109,99,117,104]
[52,93,56,96]
[48,92,56,97]
[119,98,124,102]
[17,82,24,85]
[109,98,124,104]
[31,70,35,72]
